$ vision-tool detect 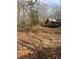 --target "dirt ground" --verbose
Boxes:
[17,26,61,59]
